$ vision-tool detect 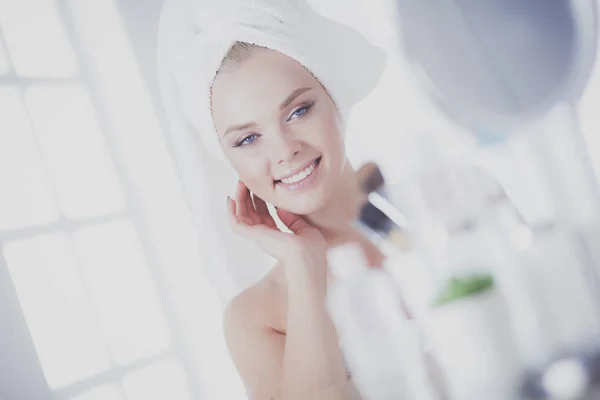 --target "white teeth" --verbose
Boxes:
[281,162,315,184]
